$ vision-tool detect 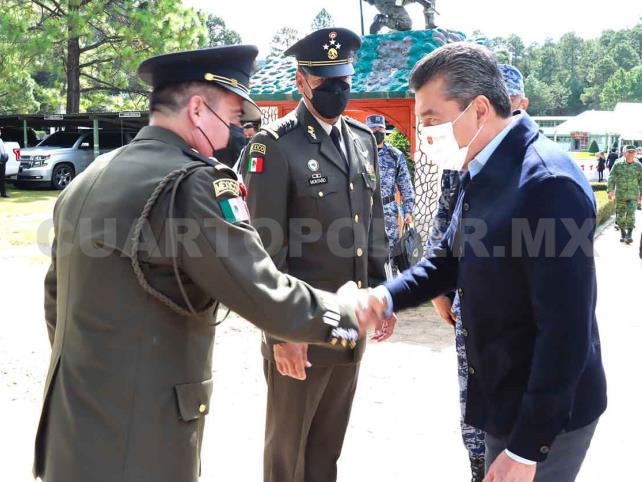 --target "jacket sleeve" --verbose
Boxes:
[241,133,289,272]
[178,167,359,347]
[44,238,57,346]
[508,177,598,461]
[43,196,63,346]
[384,225,459,309]
[367,134,389,286]
[395,151,415,215]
